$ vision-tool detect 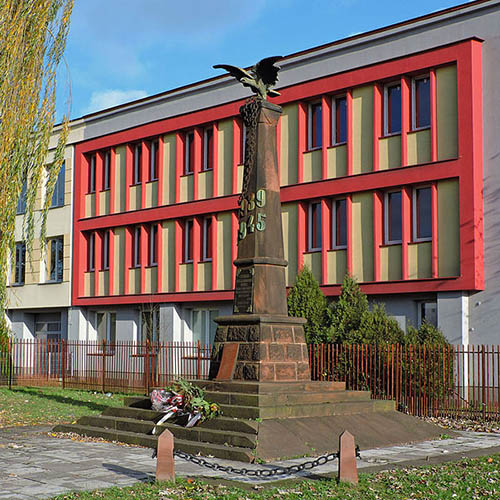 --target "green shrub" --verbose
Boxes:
[287,266,332,343]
